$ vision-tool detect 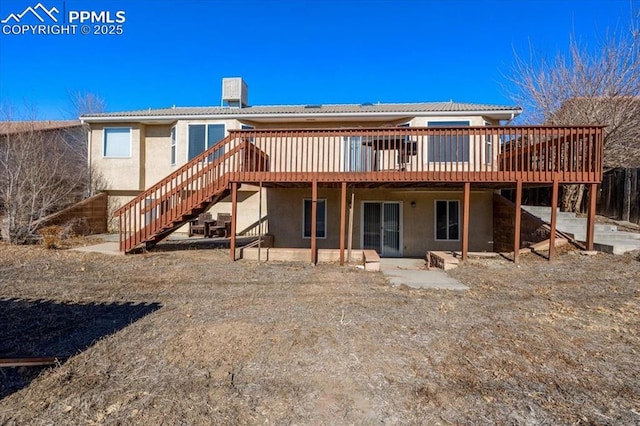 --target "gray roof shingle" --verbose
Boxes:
[82,102,521,119]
